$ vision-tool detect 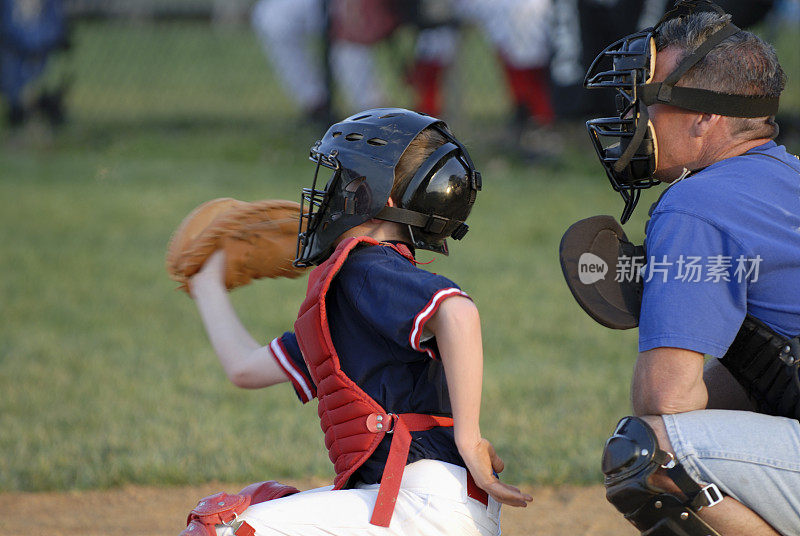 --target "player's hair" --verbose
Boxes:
[656,11,786,139]
[391,127,449,204]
